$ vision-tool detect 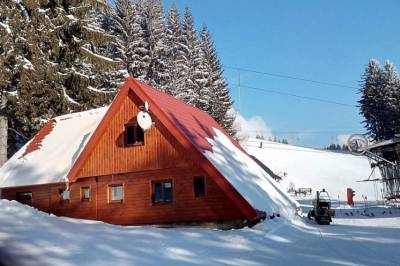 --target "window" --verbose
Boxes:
[81,187,90,201]
[16,192,32,202]
[109,184,123,202]
[153,180,173,203]
[193,176,206,197]
[125,123,144,146]
[59,189,70,202]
